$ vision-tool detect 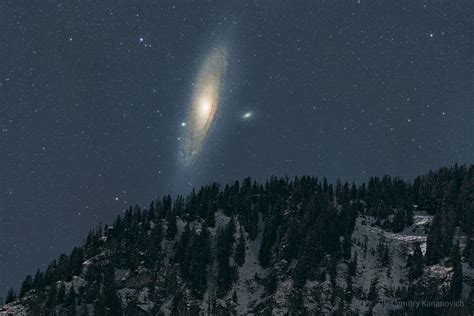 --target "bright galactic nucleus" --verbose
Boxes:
[180,47,227,165]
